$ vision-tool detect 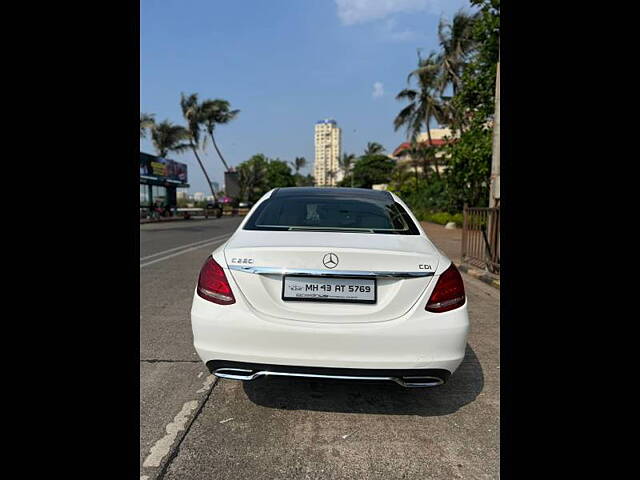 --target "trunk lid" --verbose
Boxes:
[224,230,440,323]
